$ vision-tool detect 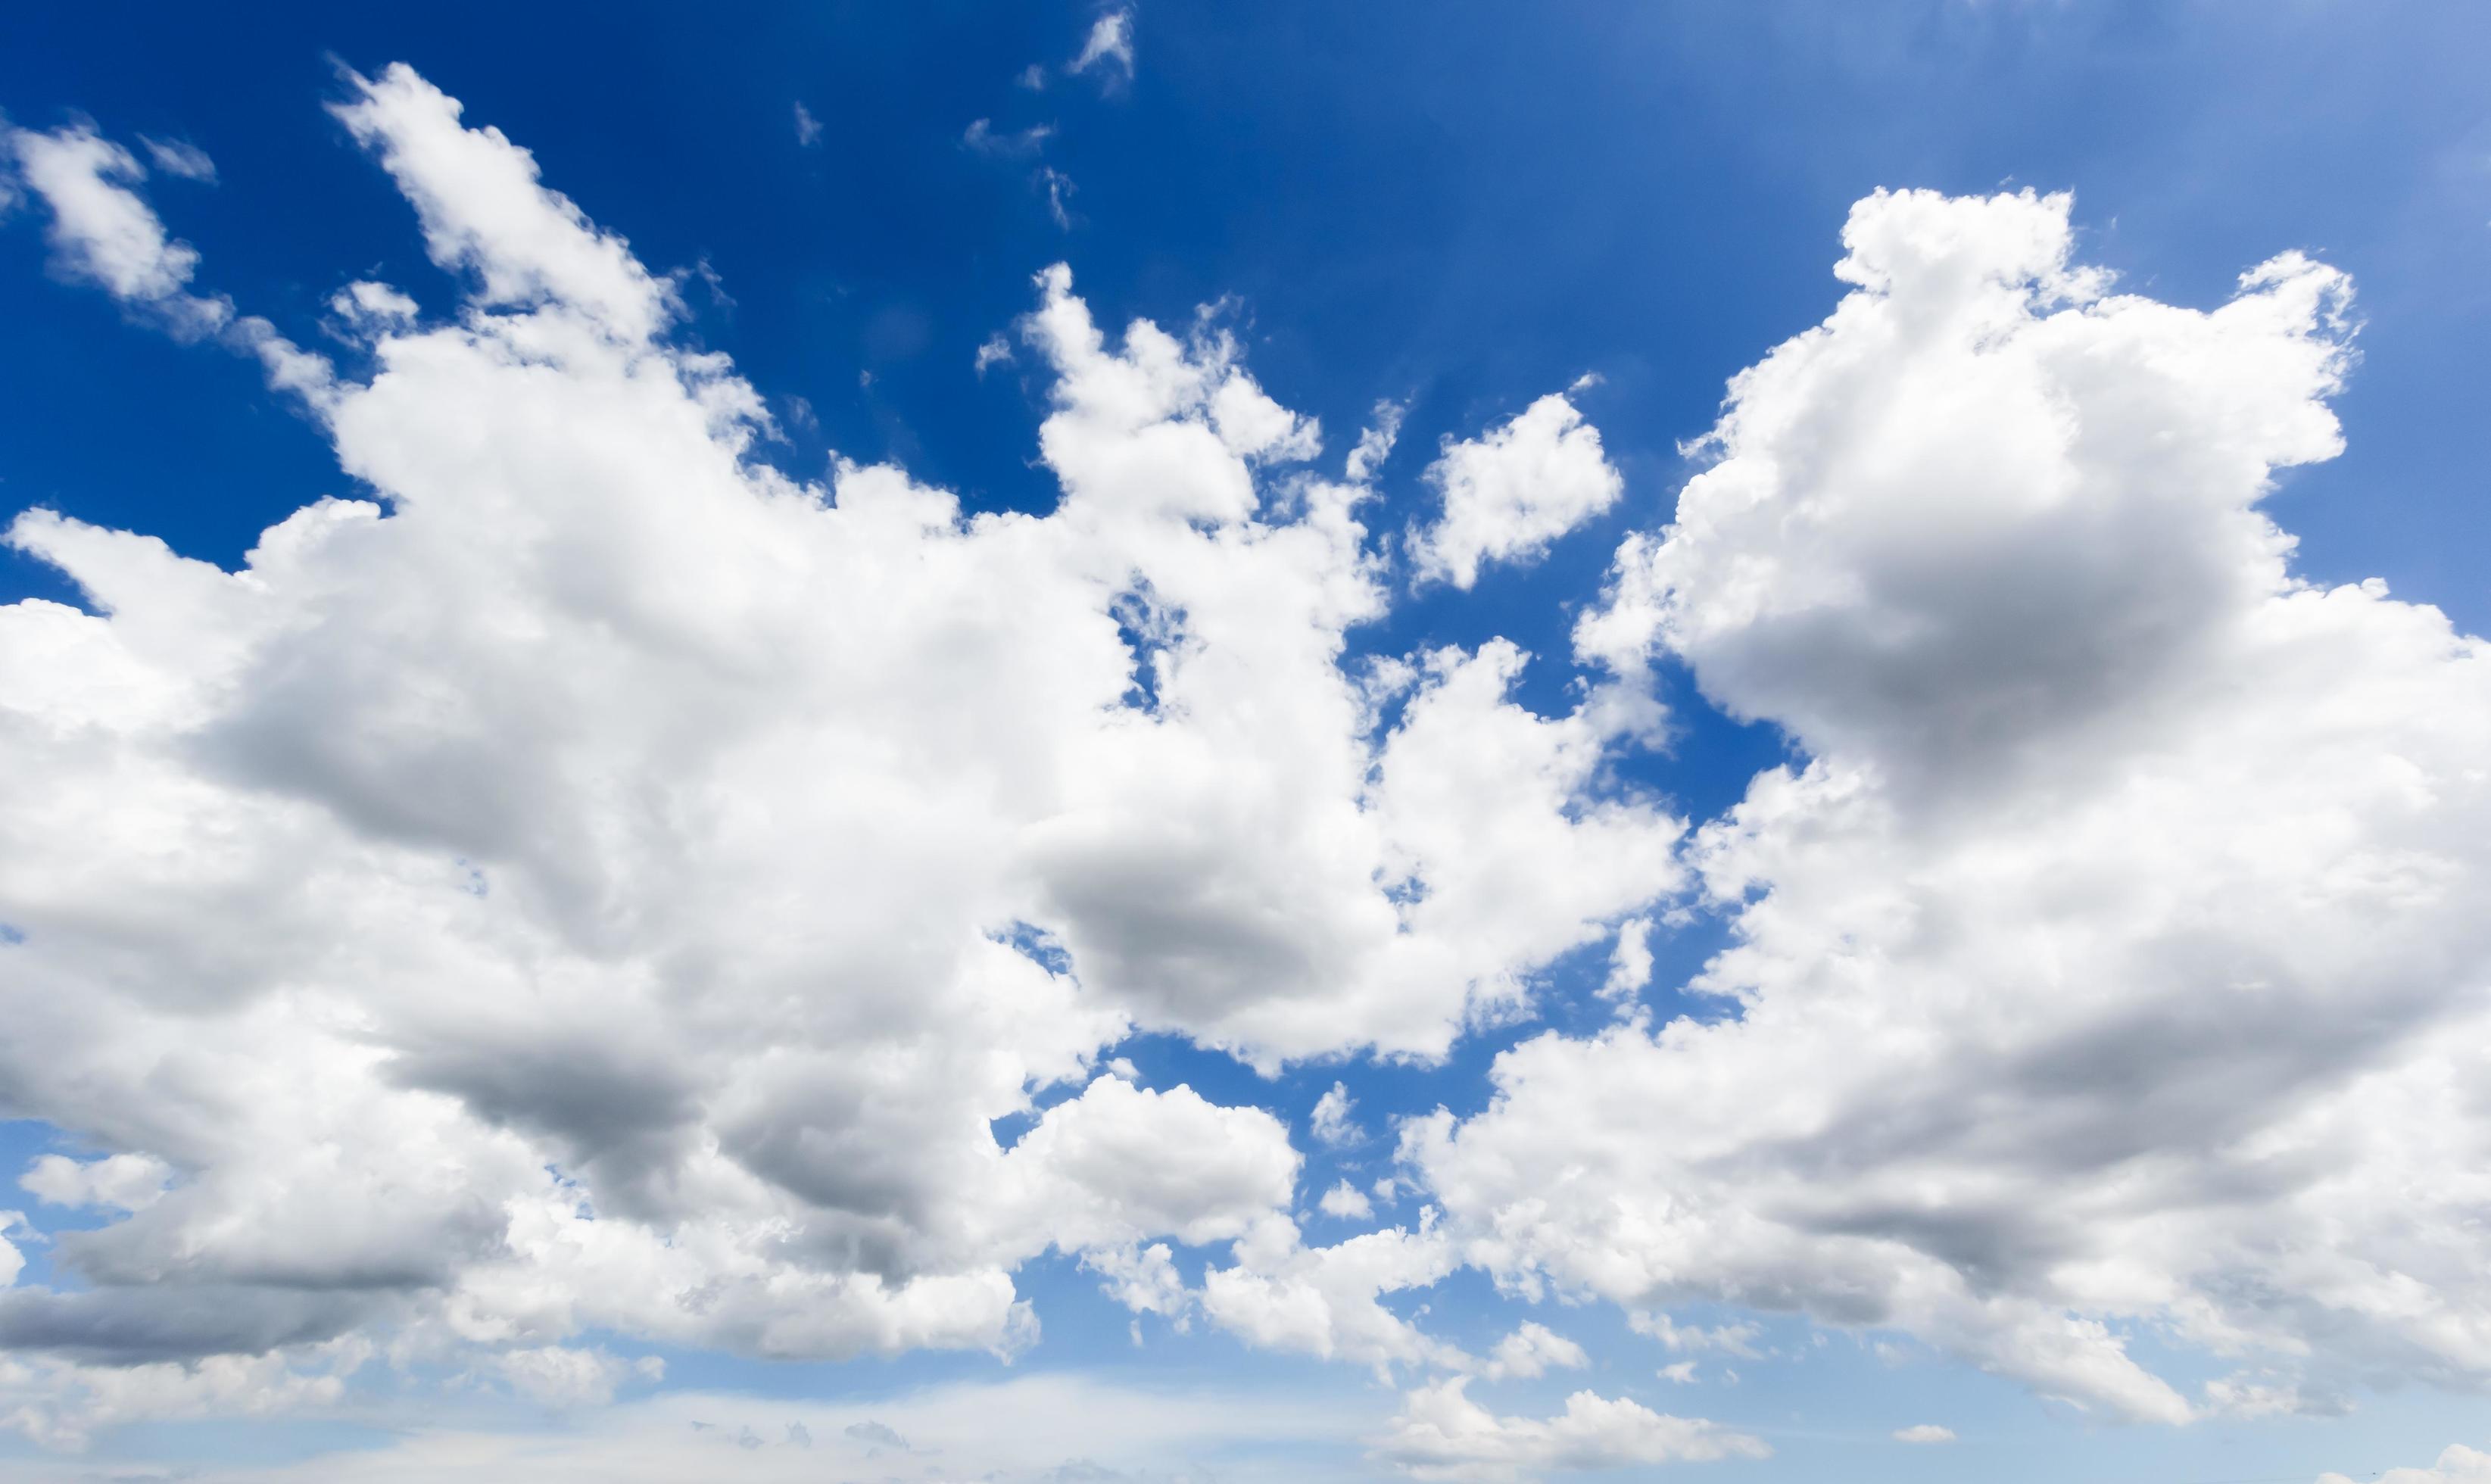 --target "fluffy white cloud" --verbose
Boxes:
[1201,1215,1467,1373]
[1414,187,2491,1423]
[1598,916,1652,1009]
[1370,1378,1769,1481]
[1319,1180,1373,1221]
[8,123,213,320]
[2321,1443,2491,1484]
[0,64,1685,1440]
[1311,1081,1361,1146]
[10,57,2489,1464]
[1409,391,1623,589]
[20,1153,170,1213]
[1480,1320,1586,1380]
[1893,1423,1956,1444]
[494,1345,662,1410]
[0,1342,364,1452]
